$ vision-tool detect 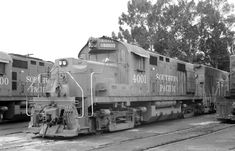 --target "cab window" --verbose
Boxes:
[12,59,28,69]
[150,56,158,66]
[133,54,145,72]
[0,62,5,75]
[88,51,117,63]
